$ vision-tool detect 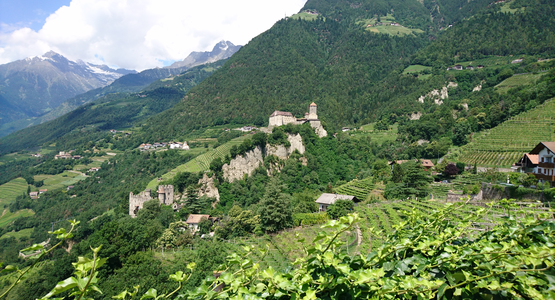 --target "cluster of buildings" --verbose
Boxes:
[29,189,48,199]
[514,142,555,187]
[54,151,82,160]
[447,65,484,71]
[139,141,189,151]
